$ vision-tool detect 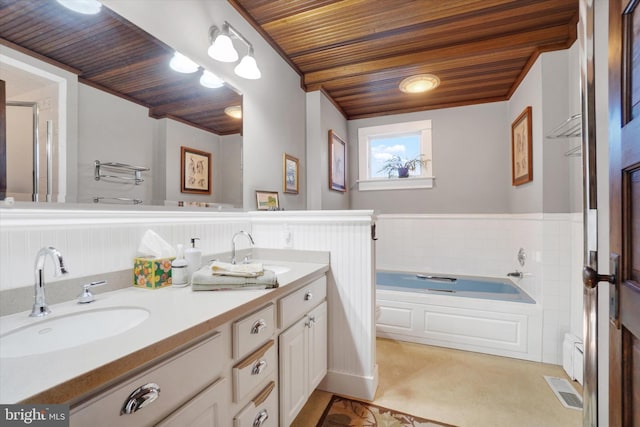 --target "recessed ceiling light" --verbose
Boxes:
[399,74,440,93]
